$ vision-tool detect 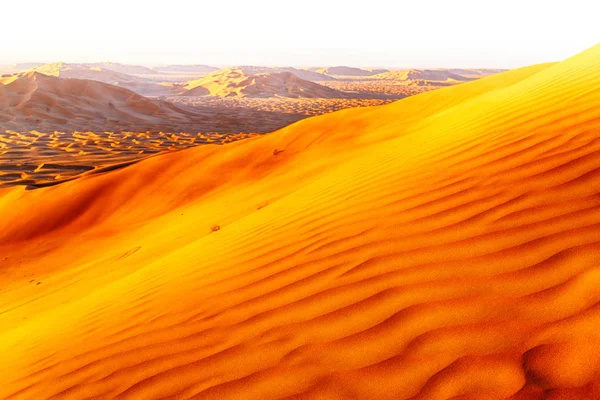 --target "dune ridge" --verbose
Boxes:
[1,44,600,399]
